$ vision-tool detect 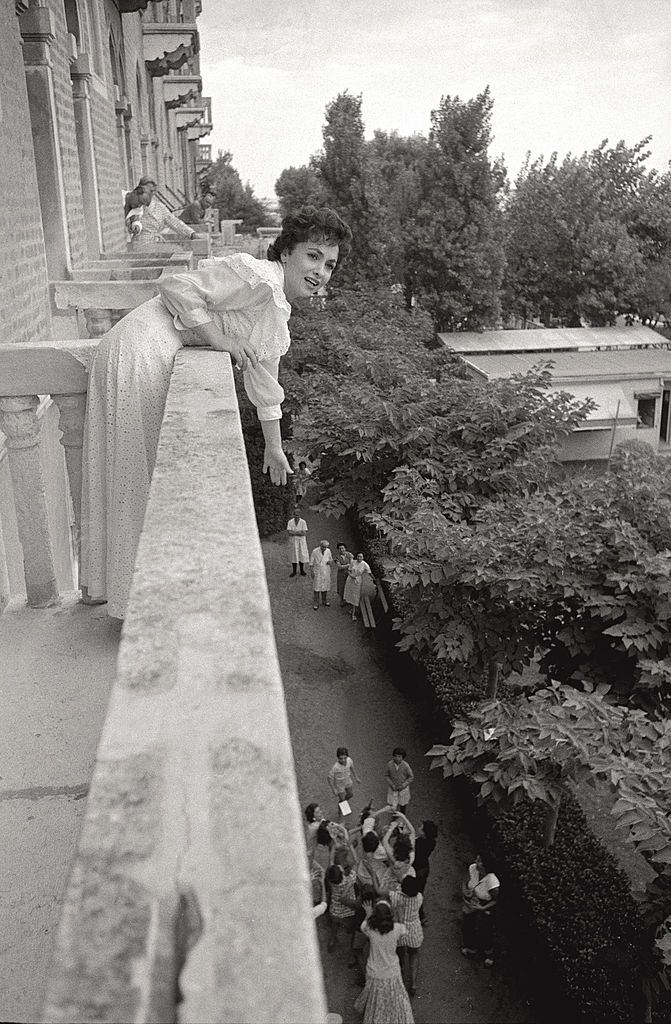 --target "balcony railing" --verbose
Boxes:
[0,276,327,1022]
